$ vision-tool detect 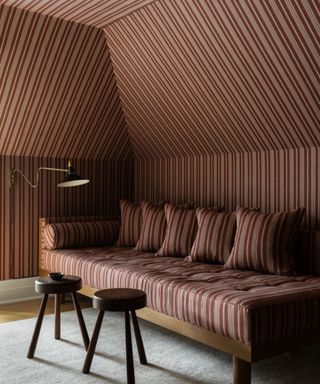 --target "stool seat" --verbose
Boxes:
[35,275,82,294]
[93,289,146,311]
